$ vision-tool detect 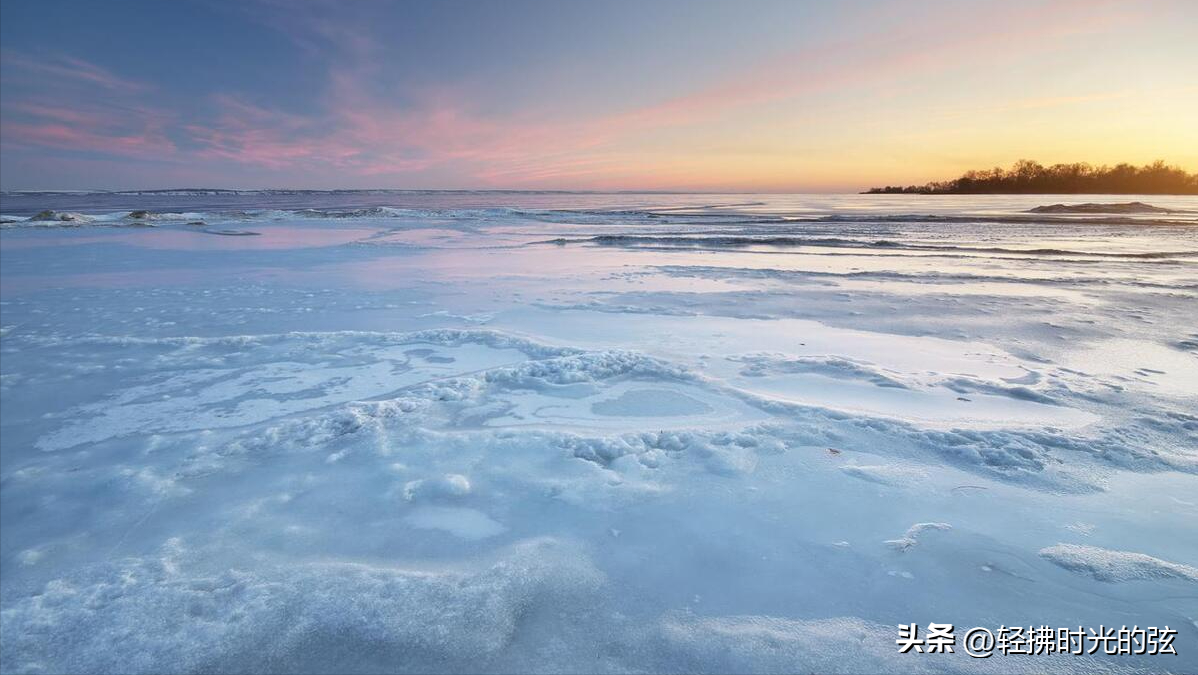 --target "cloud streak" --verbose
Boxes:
[2,52,148,92]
